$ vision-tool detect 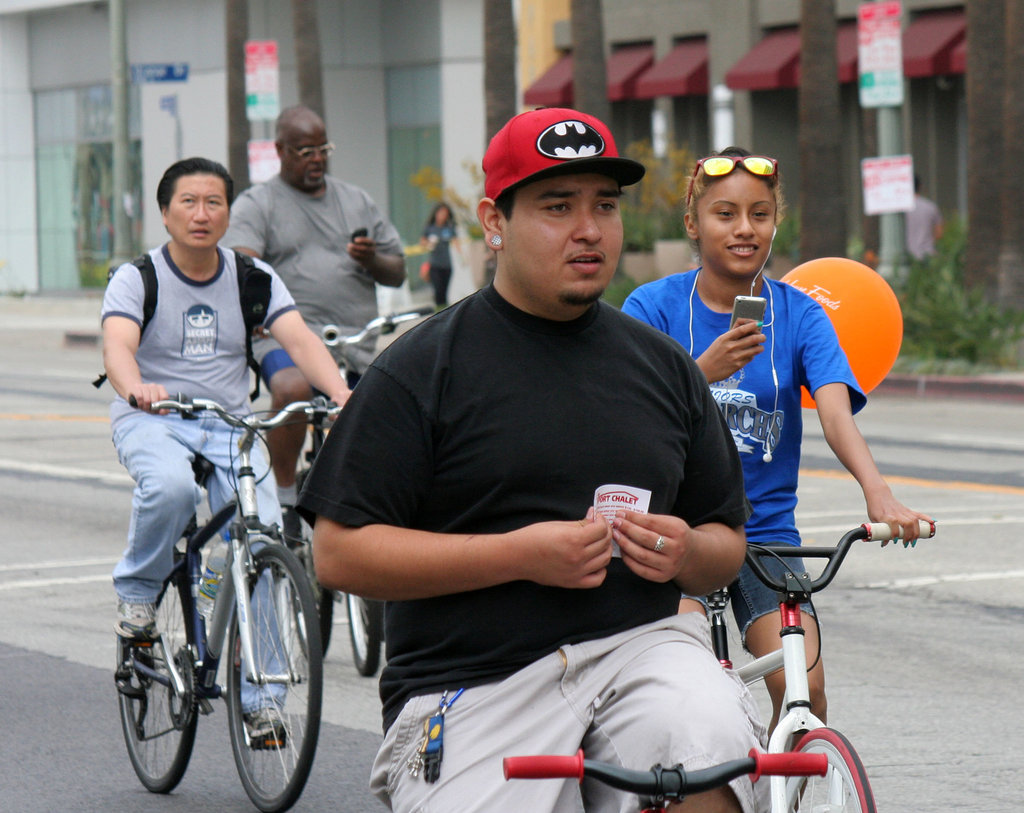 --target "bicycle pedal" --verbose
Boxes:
[115,674,146,700]
[249,732,287,751]
[198,697,215,715]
